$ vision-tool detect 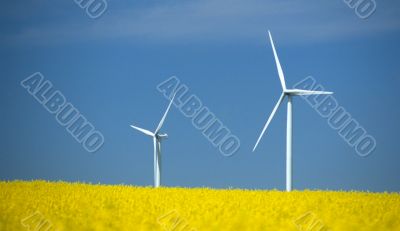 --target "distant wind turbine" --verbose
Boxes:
[253,31,333,192]
[130,93,176,188]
